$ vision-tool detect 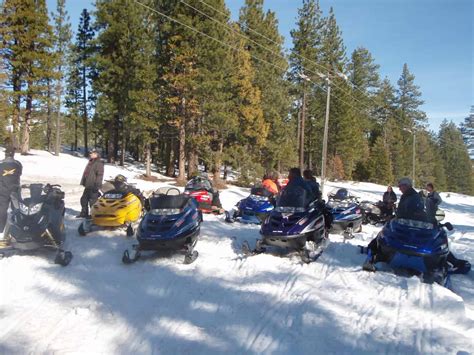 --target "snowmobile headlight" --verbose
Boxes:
[103,193,123,199]
[19,202,43,215]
